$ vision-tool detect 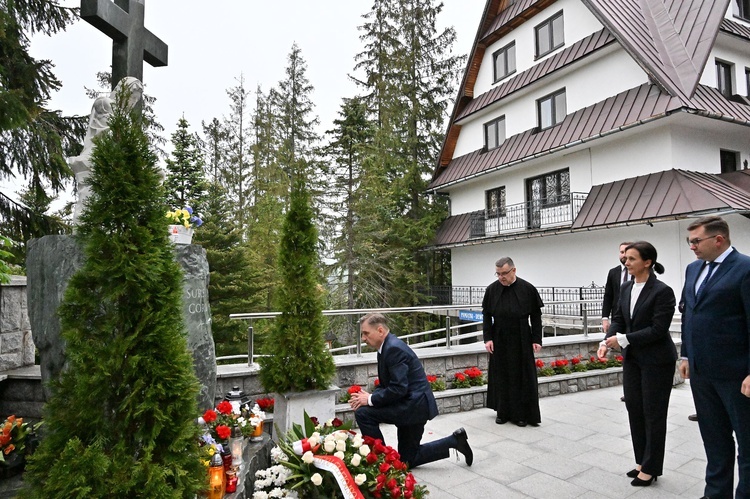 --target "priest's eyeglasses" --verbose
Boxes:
[495,268,515,277]
[686,235,718,246]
